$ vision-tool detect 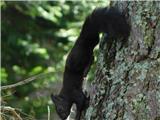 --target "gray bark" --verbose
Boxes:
[84,1,160,120]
